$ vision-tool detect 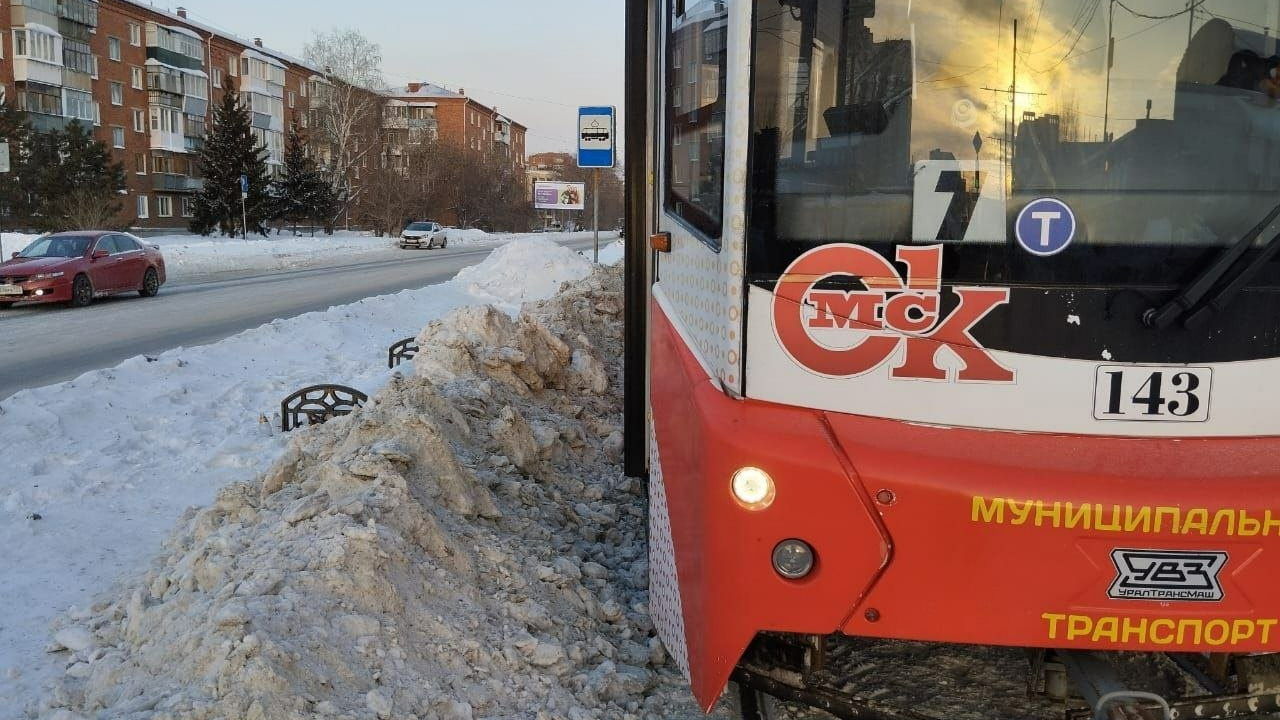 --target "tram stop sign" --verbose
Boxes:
[578,106,615,169]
